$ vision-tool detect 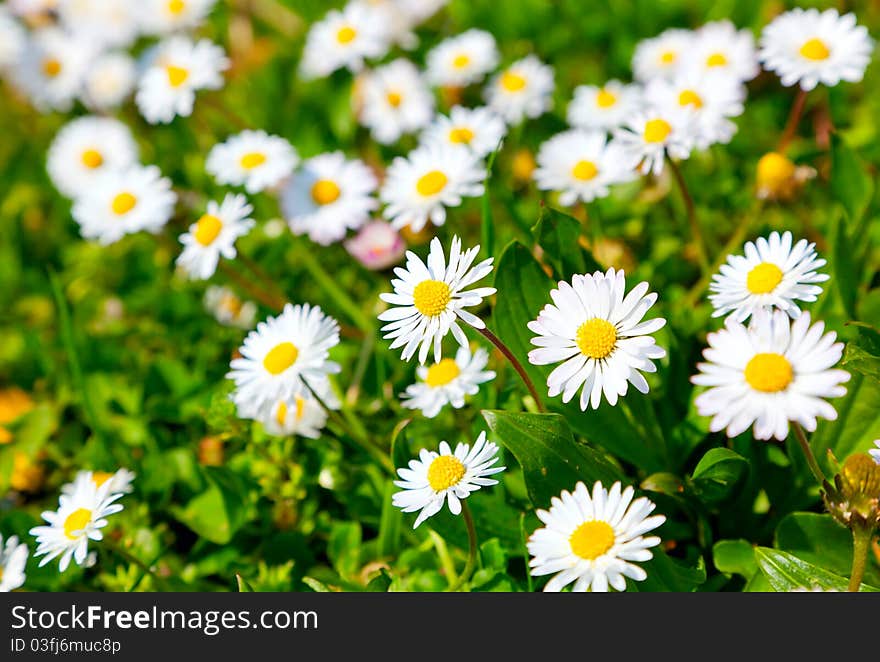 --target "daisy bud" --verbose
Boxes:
[11,452,45,493]
[826,453,880,531]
